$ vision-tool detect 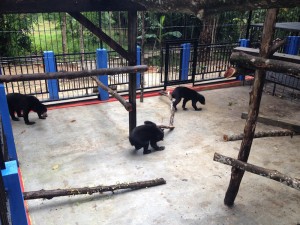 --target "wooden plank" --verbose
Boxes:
[233,47,300,64]
[241,112,300,133]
